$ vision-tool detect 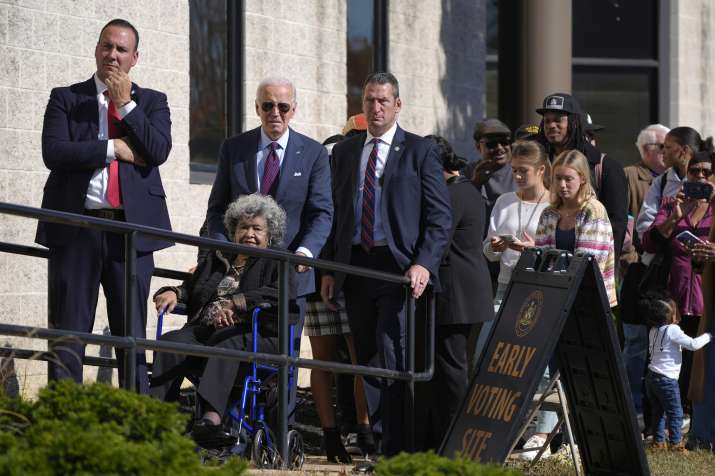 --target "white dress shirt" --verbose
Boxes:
[353,122,398,245]
[255,127,312,258]
[84,74,136,209]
